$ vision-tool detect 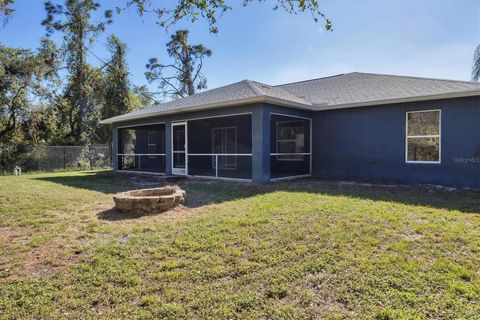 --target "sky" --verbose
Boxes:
[1,0,479,92]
